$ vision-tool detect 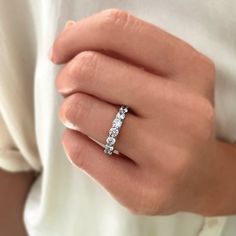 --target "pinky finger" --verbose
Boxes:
[61,129,141,211]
